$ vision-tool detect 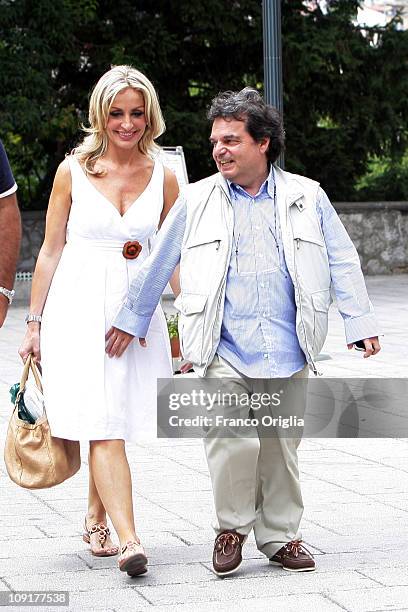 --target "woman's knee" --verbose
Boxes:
[89,439,125,455]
